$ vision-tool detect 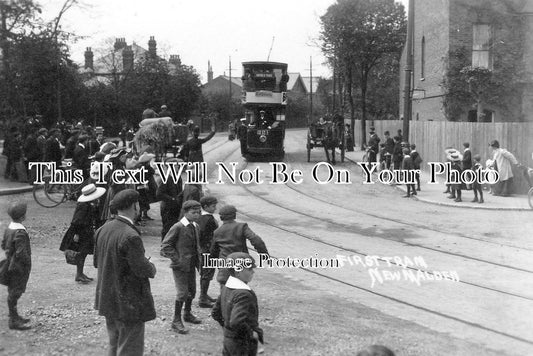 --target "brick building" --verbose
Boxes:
[80,36,182,86]
[400,0,533,122]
